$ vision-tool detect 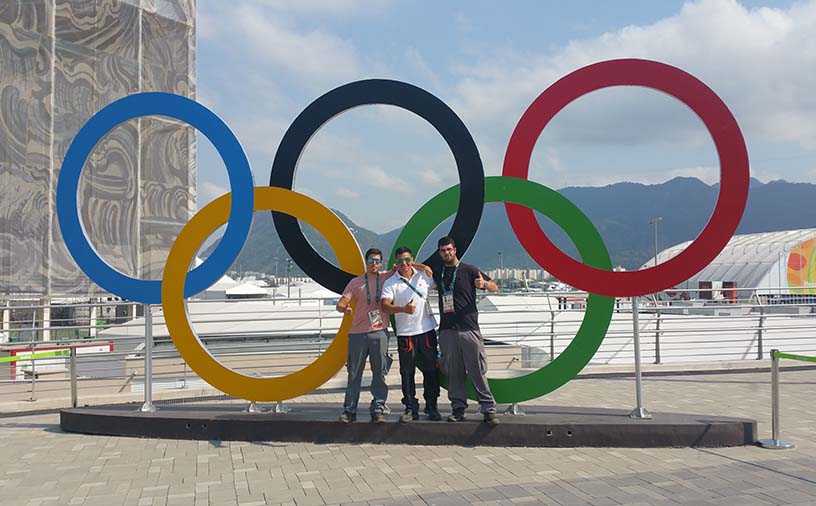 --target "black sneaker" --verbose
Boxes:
[338,412,356,424]
[484,412,500,426]
[447,410,466,422]
[371,412,386,424]
[427,408,442,421]
[399,409,414,423]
